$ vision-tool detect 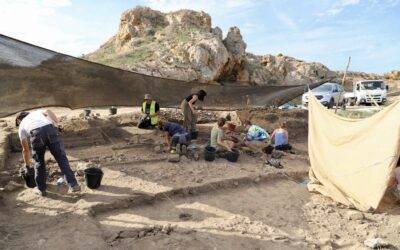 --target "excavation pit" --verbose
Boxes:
[0,108,399,249]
